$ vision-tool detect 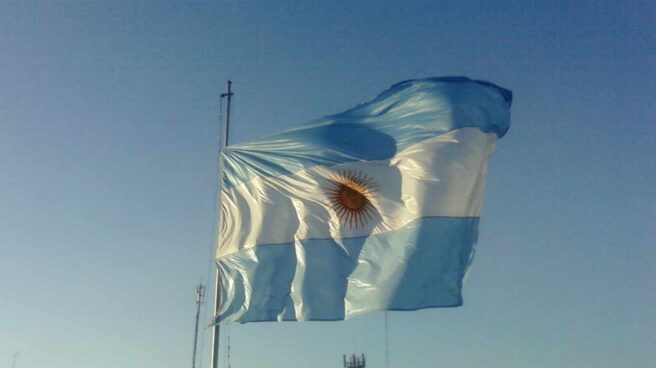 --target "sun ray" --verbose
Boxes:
[325,170,377,229]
